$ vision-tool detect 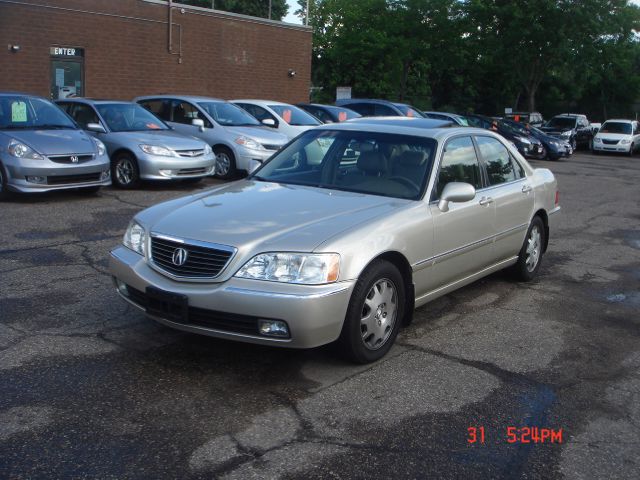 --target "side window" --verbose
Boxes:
[374,104,396,116]
[435,136,482,199]
[140,99,169,121]
[171,100,210,127]
[312,108,331,123]
[241,104,277,125]
[57,102,73,114]
[346,103,374,116]
[476,136,518,185]
[71,104,100,129]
